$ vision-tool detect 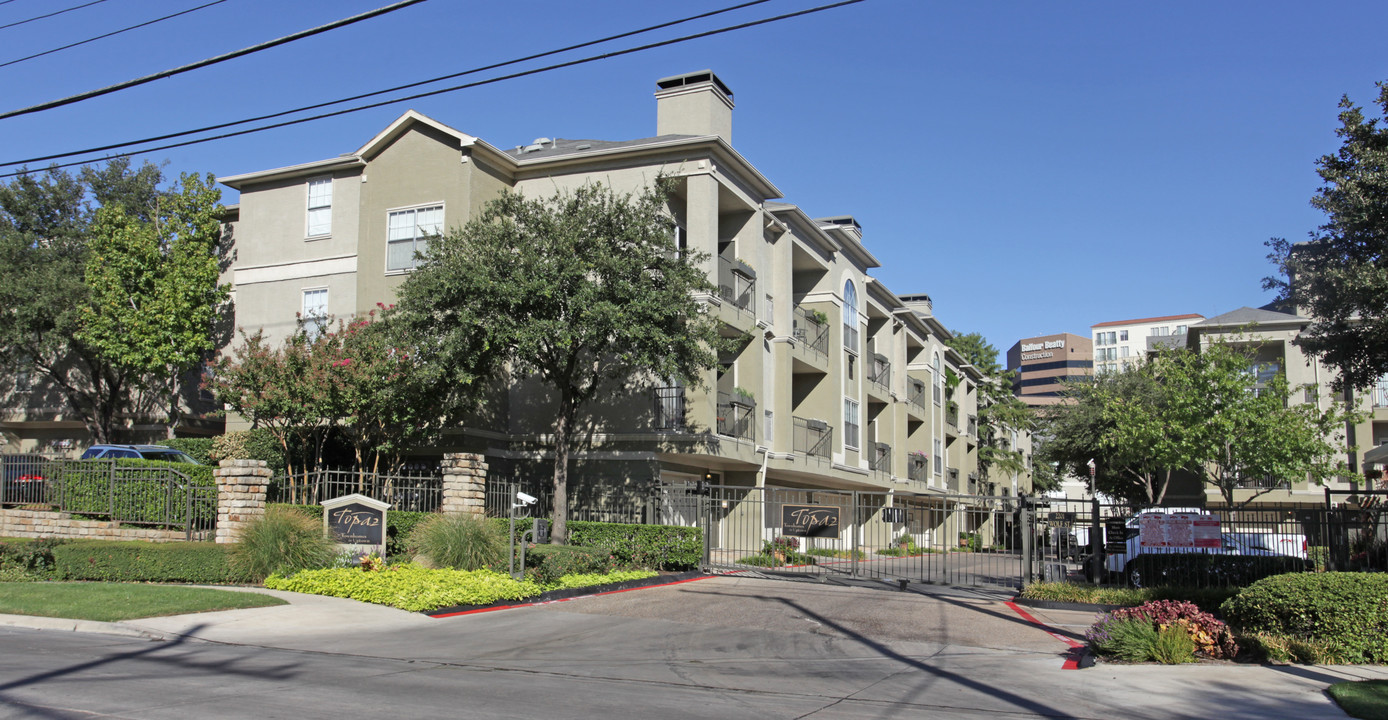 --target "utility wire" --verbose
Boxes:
[3,0,774,168]
[1,0,230,70]
[0,0,426,121]
[0,0,107,31]
[0,0,868,178]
